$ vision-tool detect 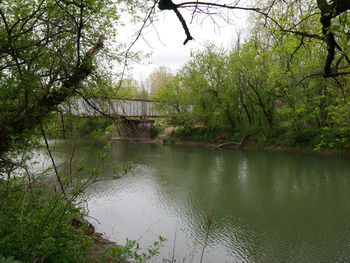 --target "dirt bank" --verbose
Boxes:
[85,232,119,262]
[151,128,350,159]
